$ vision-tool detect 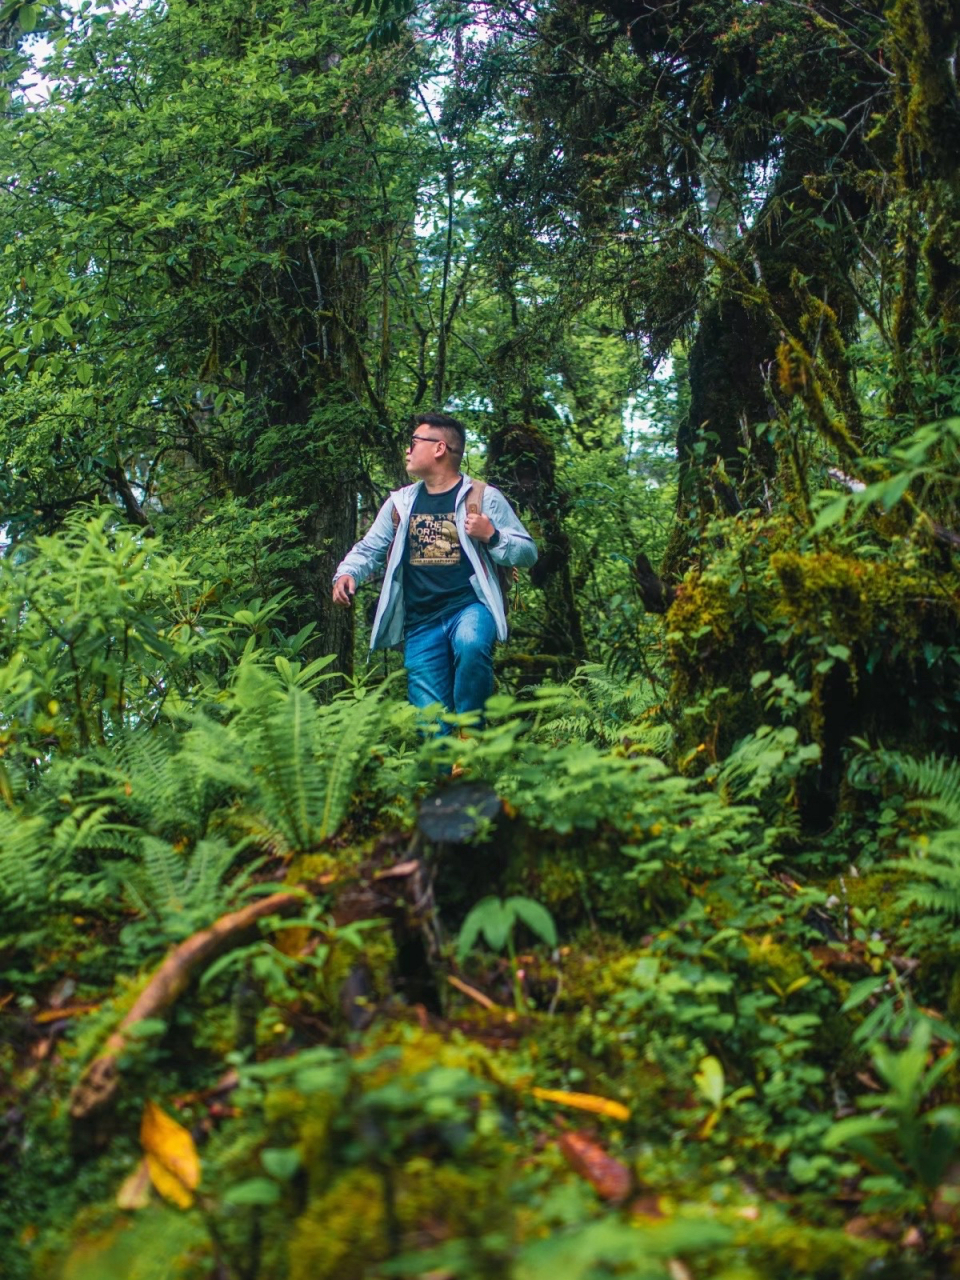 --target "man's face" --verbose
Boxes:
[405,427,447,476]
